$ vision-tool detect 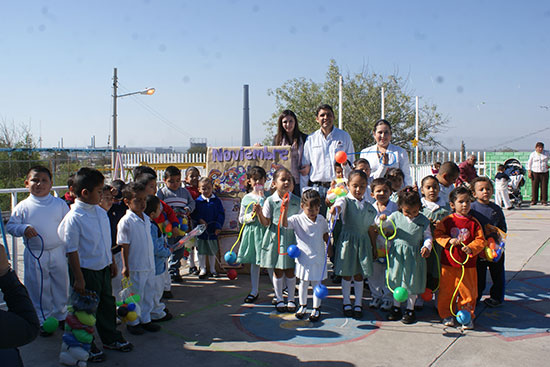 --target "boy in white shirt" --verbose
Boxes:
[58,167,133,362]
[7,166,69,336]
[118,182,160,335]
